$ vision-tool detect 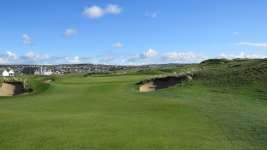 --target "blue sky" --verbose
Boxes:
[0,0,267,64]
